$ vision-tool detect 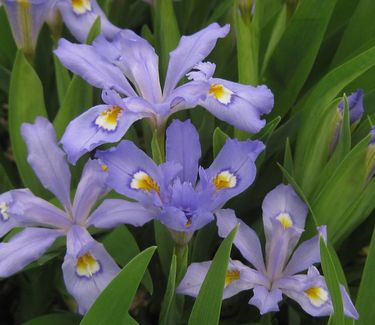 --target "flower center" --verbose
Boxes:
[225,269,240,287]
[212,170,237,190]
[276,212,293,229]
[76,252,100,278]
[71,0,92,14]
[185,218,193,228]
[305,287,329,307]
[0,202,9,221]
[209,83,233,105]
[95,106,123,131]
[130,171,160,195]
